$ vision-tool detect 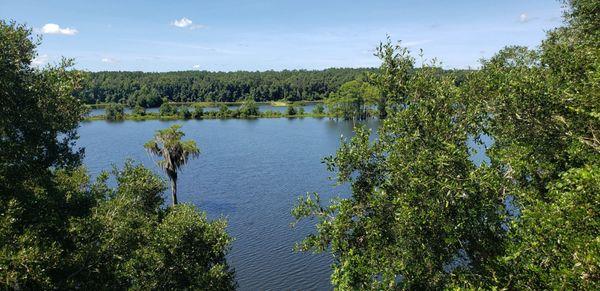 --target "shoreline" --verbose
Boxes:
[85,100,324,109]
[83,112,333,122]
